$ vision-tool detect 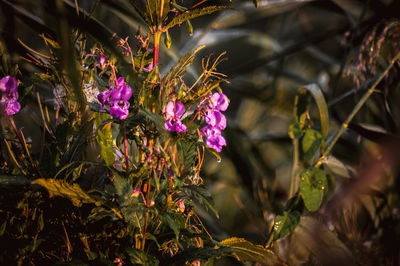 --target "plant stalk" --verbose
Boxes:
[323,51,400,157]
